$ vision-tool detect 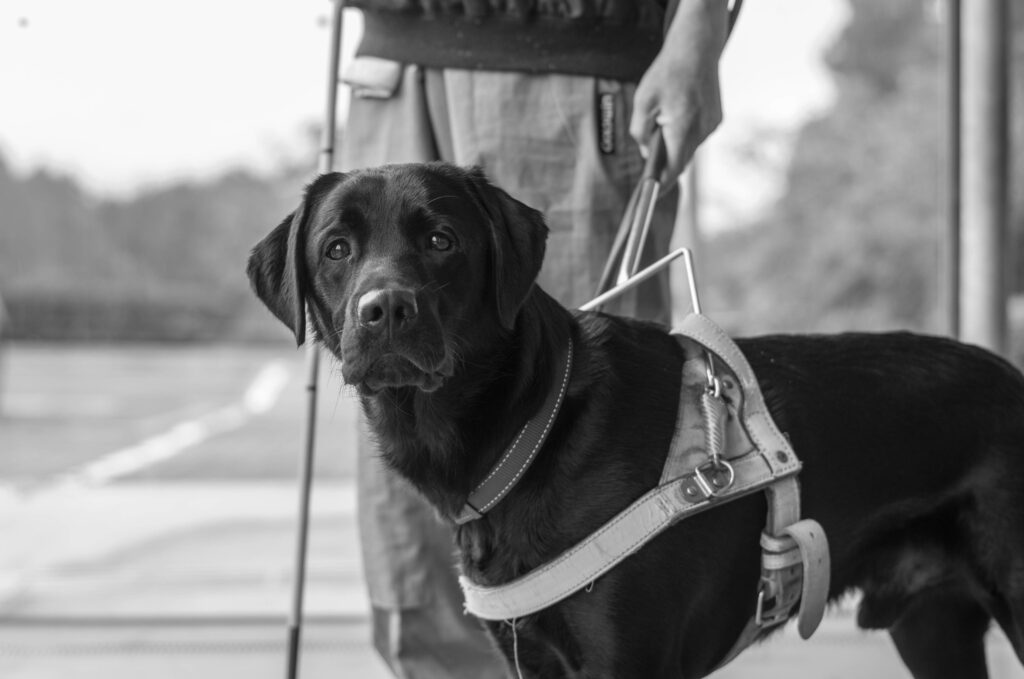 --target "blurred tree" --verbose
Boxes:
[0,152,311,340]
[709,0,1022,339]
[5,0,1020,345]
[0,159,132,295]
